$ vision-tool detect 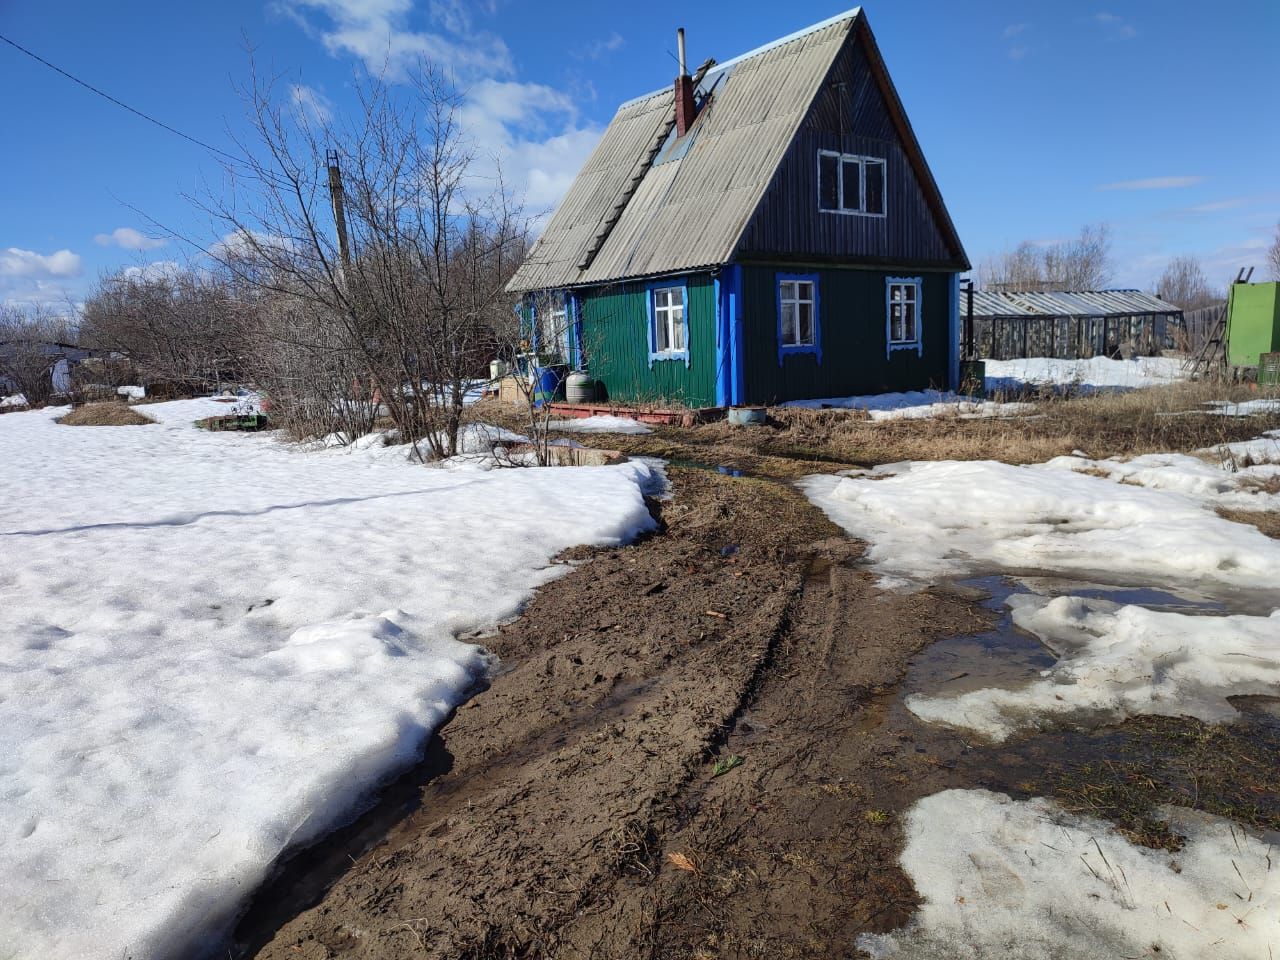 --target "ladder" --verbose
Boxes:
[1183,267,1253,380]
